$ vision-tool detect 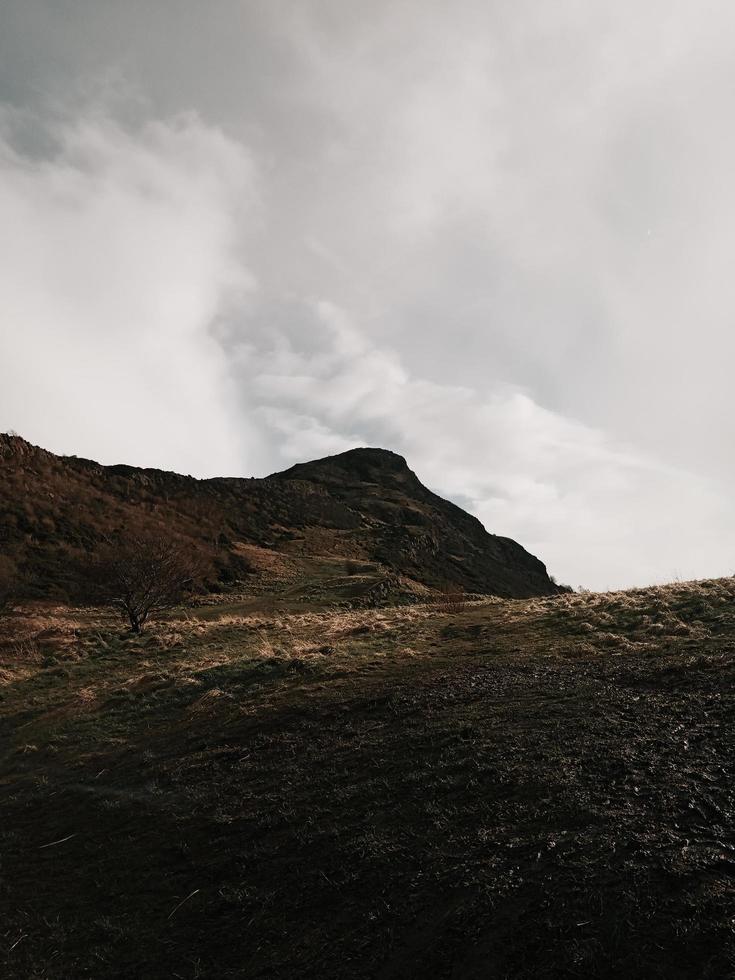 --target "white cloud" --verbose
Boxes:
[0,107,259,476]
[242,300,734,590]
[4,4,735,589]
